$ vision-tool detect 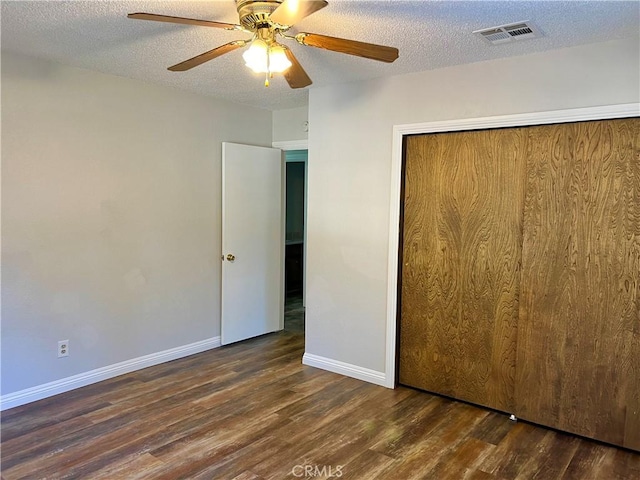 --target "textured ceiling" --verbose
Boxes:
[1,1,638,110]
